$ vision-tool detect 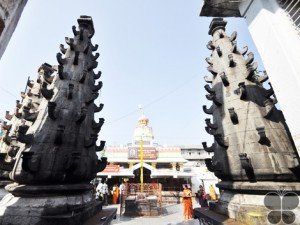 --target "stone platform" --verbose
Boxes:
[0,183,113,225]
[84,207,117,225]
[124,195,160,217]
[194,207,245,225]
